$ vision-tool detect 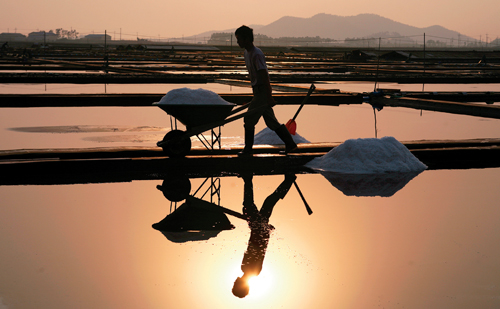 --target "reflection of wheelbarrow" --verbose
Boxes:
[154,102,260,157]
[153,175,246,243]
[156,174,248,220]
